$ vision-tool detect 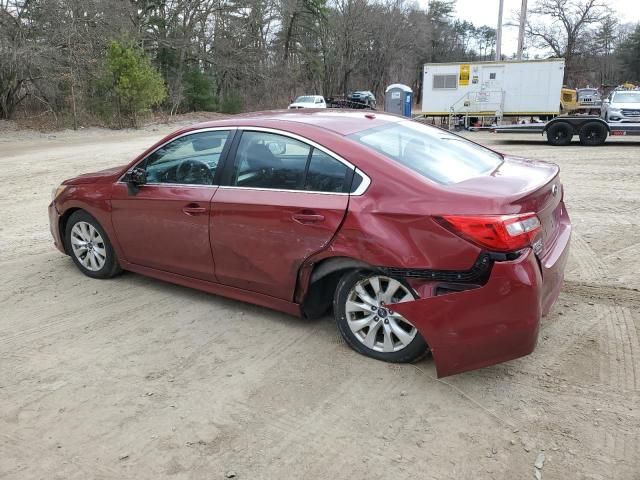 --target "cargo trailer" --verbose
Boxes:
[421,59,565,119]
